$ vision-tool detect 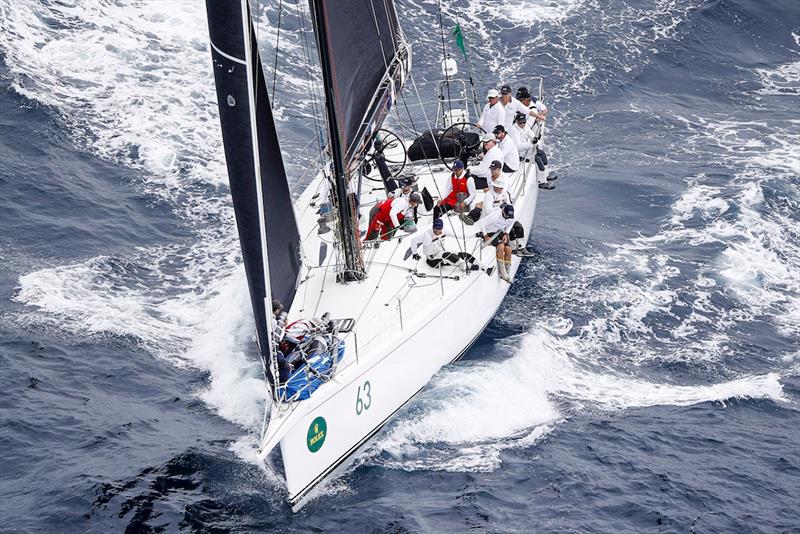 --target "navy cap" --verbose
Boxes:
[516,86,531,99]
[514,111,527,123]
[489,160,502,170]
[432,218,444,230]
[502,204,514,218]
[453,159,465,169]
[493,124,506,135]
[500,84,511,94]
